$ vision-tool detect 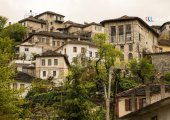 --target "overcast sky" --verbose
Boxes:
[0,0,170,25]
